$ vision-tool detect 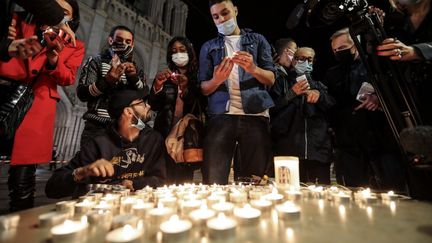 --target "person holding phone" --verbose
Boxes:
[270,47,335,184]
